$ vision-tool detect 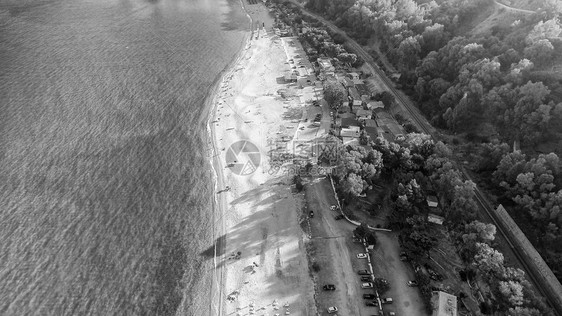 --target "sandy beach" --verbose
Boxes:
[207,2,318,315]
